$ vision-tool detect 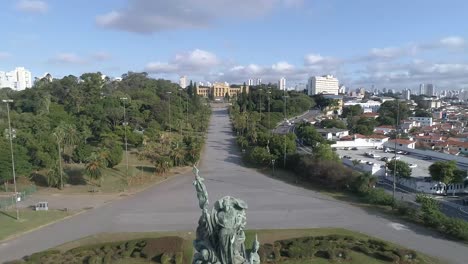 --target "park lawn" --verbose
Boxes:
[0,210,73,241]
[35,151,191,194]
